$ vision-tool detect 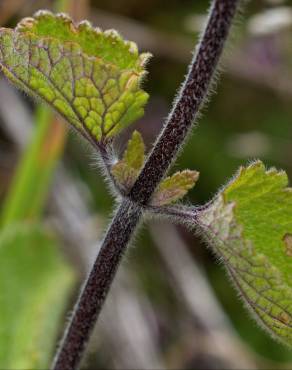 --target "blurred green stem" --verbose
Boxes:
[1,108,66,226]
[0,0,74,226]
